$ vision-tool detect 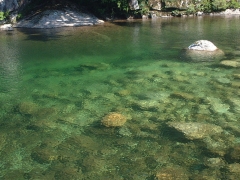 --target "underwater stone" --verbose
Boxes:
[170,92,196,101]
[228,163,240,173]
[233,74,240,79]
[167,122,223,140]
[220,60,240,68]
[229,145,240,160]
[101,112,127,127]
[204,158,225,168]
[18,102,39,115]
[207,97,230,114]
[216,77,231,84]
[155,166,189,180]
